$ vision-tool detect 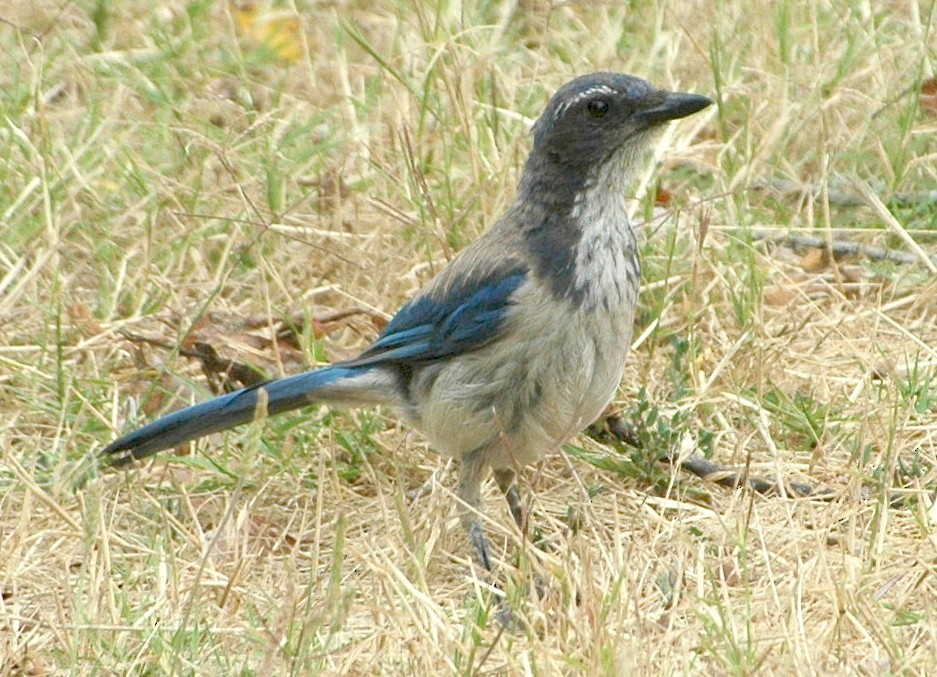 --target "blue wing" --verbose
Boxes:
[343,260,529,368]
